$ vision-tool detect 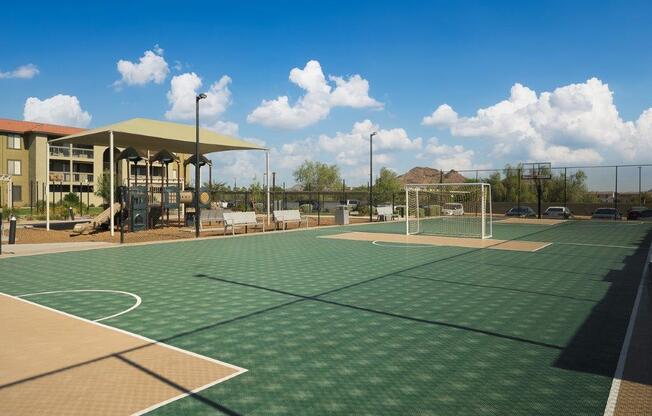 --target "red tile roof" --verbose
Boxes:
[0,118,85,137]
